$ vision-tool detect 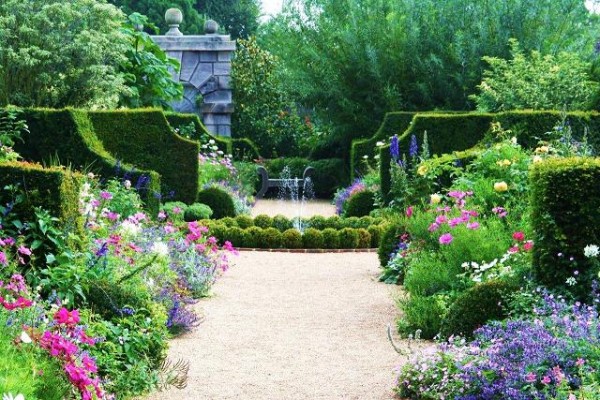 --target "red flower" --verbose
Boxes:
[512,231,525,242]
